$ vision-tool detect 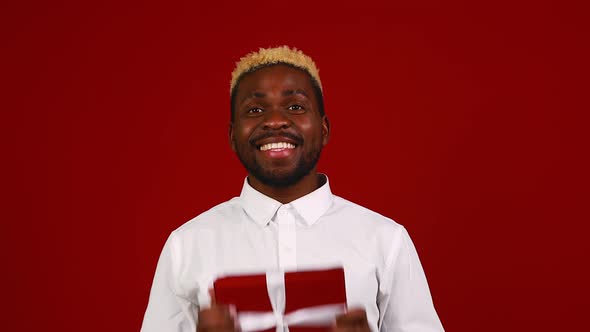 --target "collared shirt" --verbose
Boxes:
[141,176,444,332]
